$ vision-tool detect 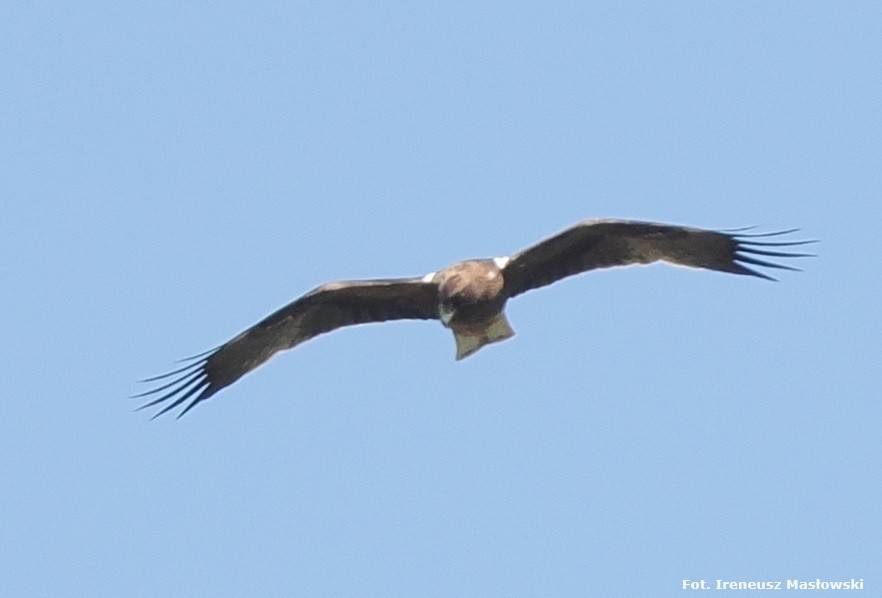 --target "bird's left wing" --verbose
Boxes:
[135,278,439,418]
[501,219,814,298]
